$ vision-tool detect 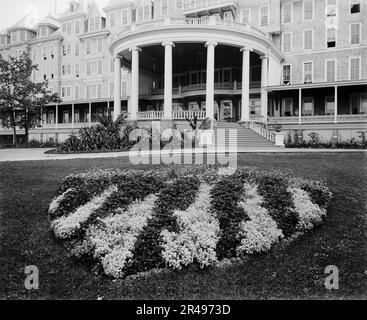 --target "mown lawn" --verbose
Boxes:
[0,153,366,300]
